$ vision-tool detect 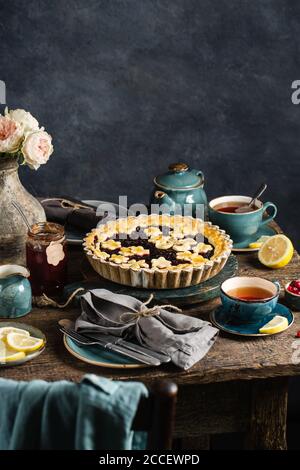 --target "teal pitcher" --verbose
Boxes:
[0,265,32,318]
[150,162,207,217]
